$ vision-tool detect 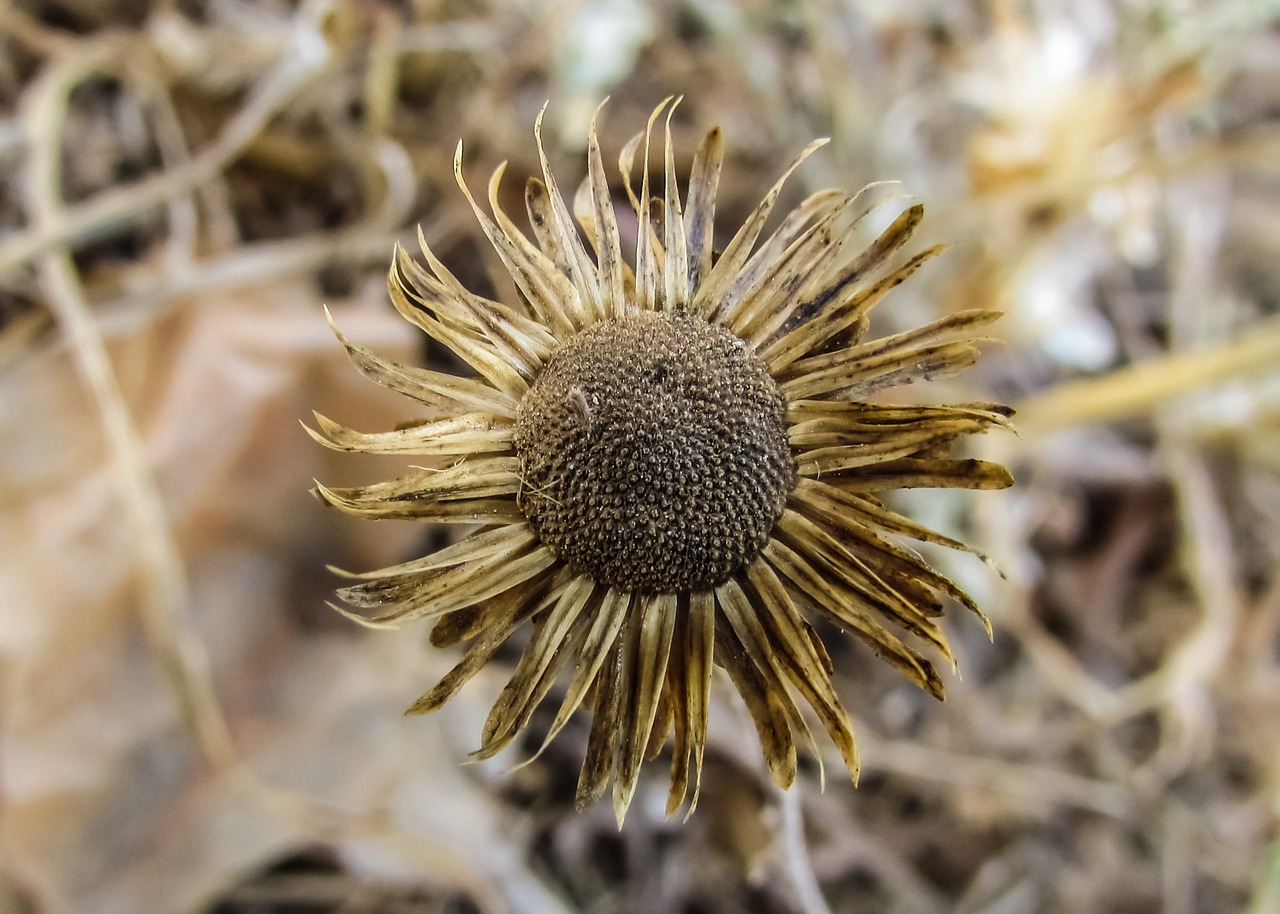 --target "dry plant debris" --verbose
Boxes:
[0,1,1277,913]
[310,99,1012,826]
